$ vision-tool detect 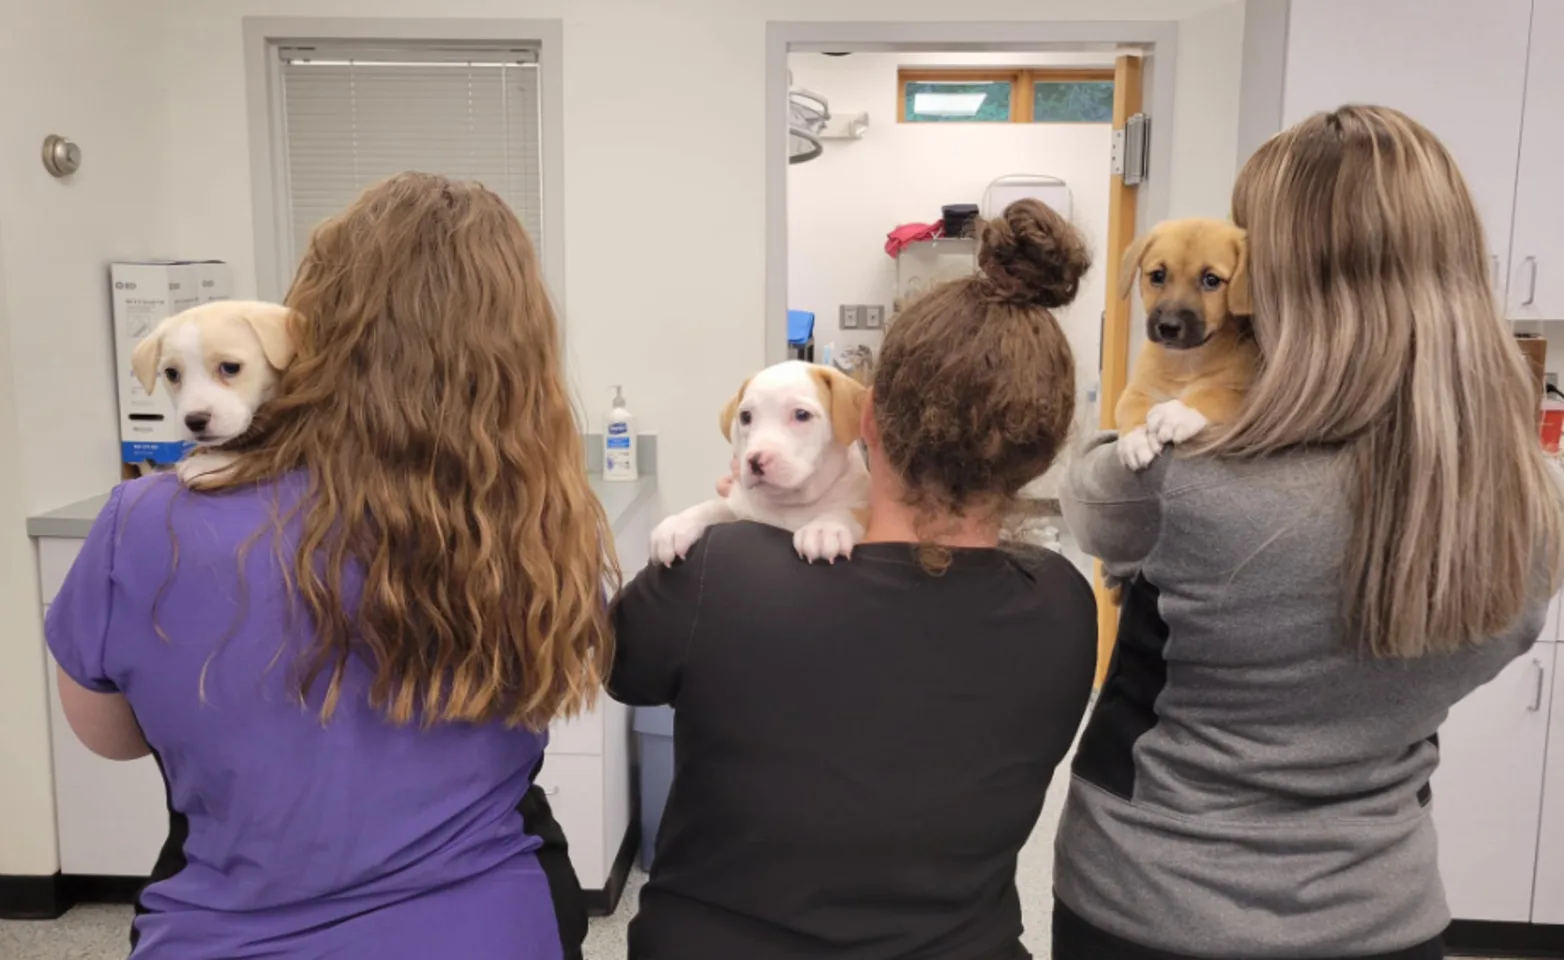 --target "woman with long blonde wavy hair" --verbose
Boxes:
[1057,106,1564,959]
[45,172,611,959]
